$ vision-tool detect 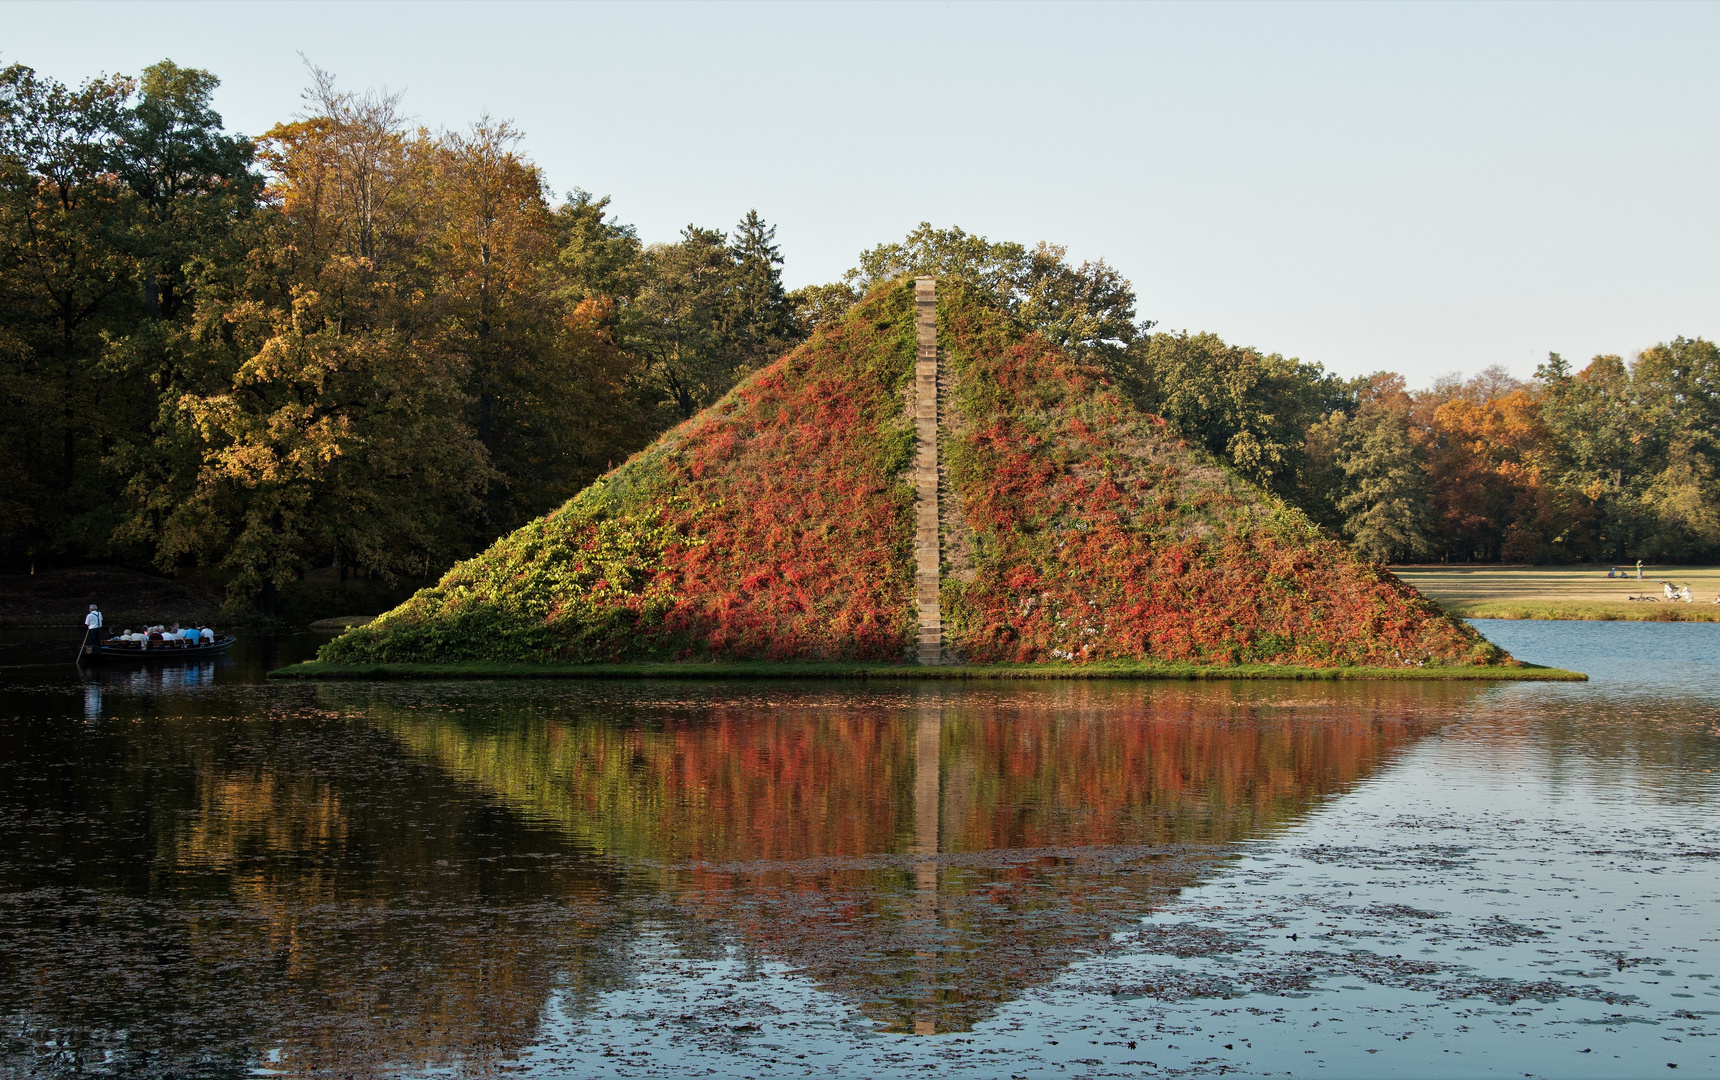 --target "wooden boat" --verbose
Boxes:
[83,635,237,662]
